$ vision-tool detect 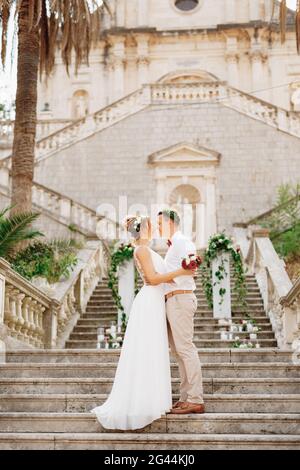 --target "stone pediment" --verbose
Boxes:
[148,142,221,166]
